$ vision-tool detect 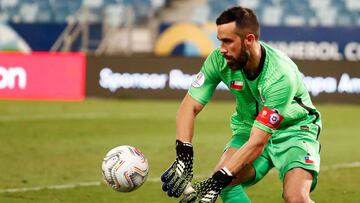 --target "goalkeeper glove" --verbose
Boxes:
[179,168,233,203]
[161,140,194,198]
